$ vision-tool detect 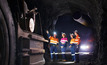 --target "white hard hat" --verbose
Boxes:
[53,32,57,35]
[74,30,78,33]
[62,32,66,35]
